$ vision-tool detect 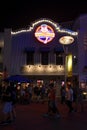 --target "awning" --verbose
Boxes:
[4,75,32,83]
